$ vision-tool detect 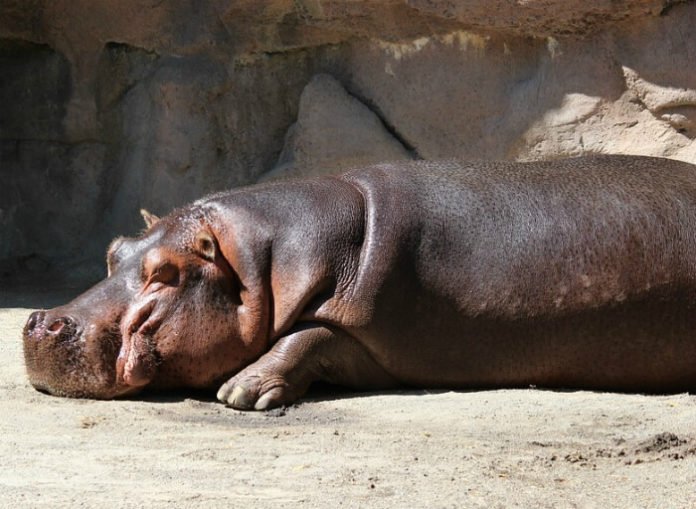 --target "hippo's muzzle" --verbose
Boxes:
[22,301,129,399]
